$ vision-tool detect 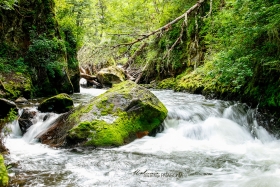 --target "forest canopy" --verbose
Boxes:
[1,0,279,107]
